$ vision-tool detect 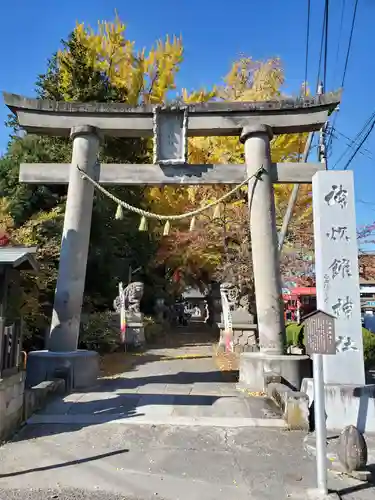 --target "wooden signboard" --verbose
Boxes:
[303,309,336,356]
